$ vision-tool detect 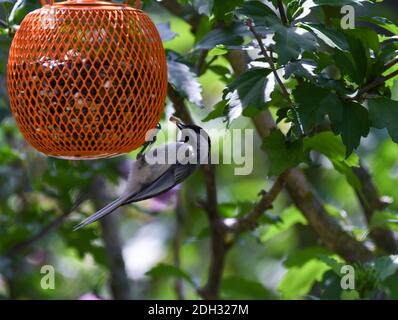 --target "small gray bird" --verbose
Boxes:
[73,116,210,230]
